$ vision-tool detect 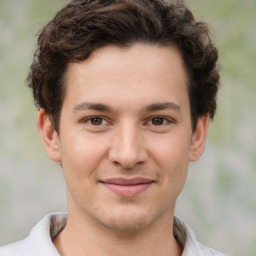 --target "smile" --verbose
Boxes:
[100,178,154,197]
